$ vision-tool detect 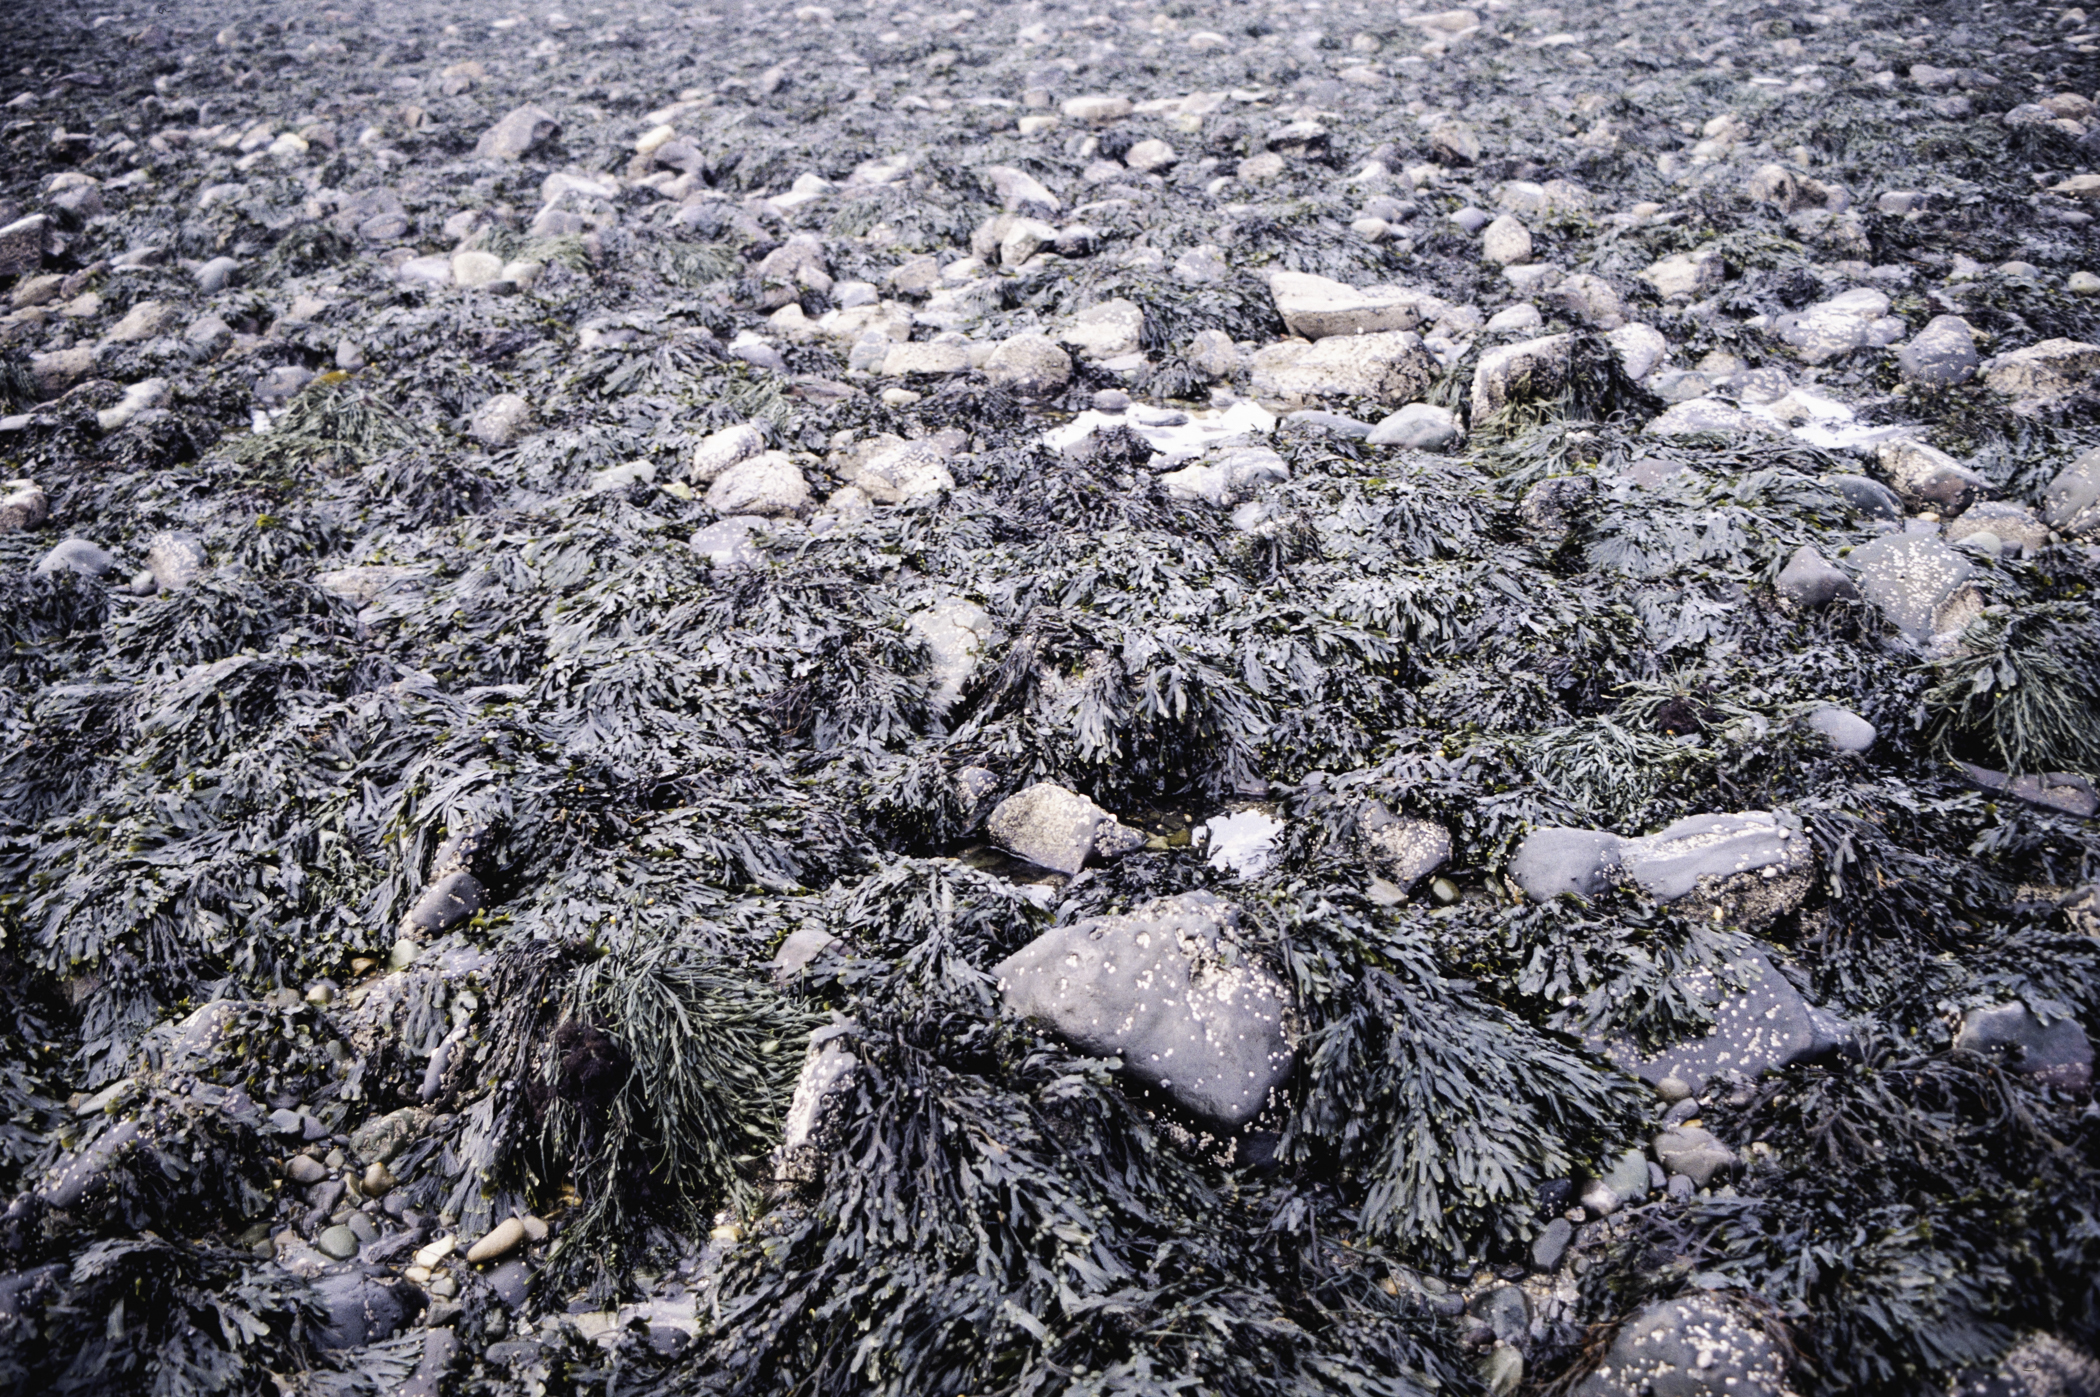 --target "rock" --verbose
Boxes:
[1806,707,1875,753]
[1429,122,1482,165]
[0,484,50,532]
[401,870,485,936]
[1984,338,2100,410]
[986,782,1141,875]
[1638,247,1724,302]
[1826,474,1904,520]
[1955,1003,2092,1091]
[1632,948,1851,1092]
[1652,1125,1736,1186]
[1061,94,1132,122]
[982,164,1060,215]
[144,532,207,590]
[468,393,533,449]
[317,1224,360,1259]
[1847,534,1982,645]
[983,334,1072,395]
[846,439,954,503]
[1486,305,1542,335]
[34,538,116,579]
[311,1269,419,1349]
[30,347,95,400]
[195,256,241,292]
[1252,331,1440,408]
[1360,804,1451,888]
[1060,299,1145,360]
[1644,398,1788,438]
[2042,448,2100,539]
[1511,813,1813,925]
[1480,214,1532,266]
[1896,315,1979,388]
[348,1107,425,1165]
[475,105,559,160]
[1159,446,1289,506]
[1124,138,1178,173]
[992,891,1294,1128]
[1470,334,1570,420]
[1520,475,1596,537]
[1770,288,1906,364]
[1875,440,1988,513]
[909,600,992,718]
[880,341,969,376]
[1955,764,2100,819]
[451,250,504,287]
[777,1030,860,1182]
[1361,402,1459,450]
[398,1329,461,1397]
[285,1153,327,1185]
[0,214,52,277]
[770,926,841,985]
[1268,271,1428,339]
[705,452,810,517]
[1569,1295,1793,1397]
[1777,545,1860,609]
[1282,410,1373,440]
[466,1216,527,1264]
[1554,273,1624,329]
[1532,1217,1573,1271]
[1945,502,2050,558]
